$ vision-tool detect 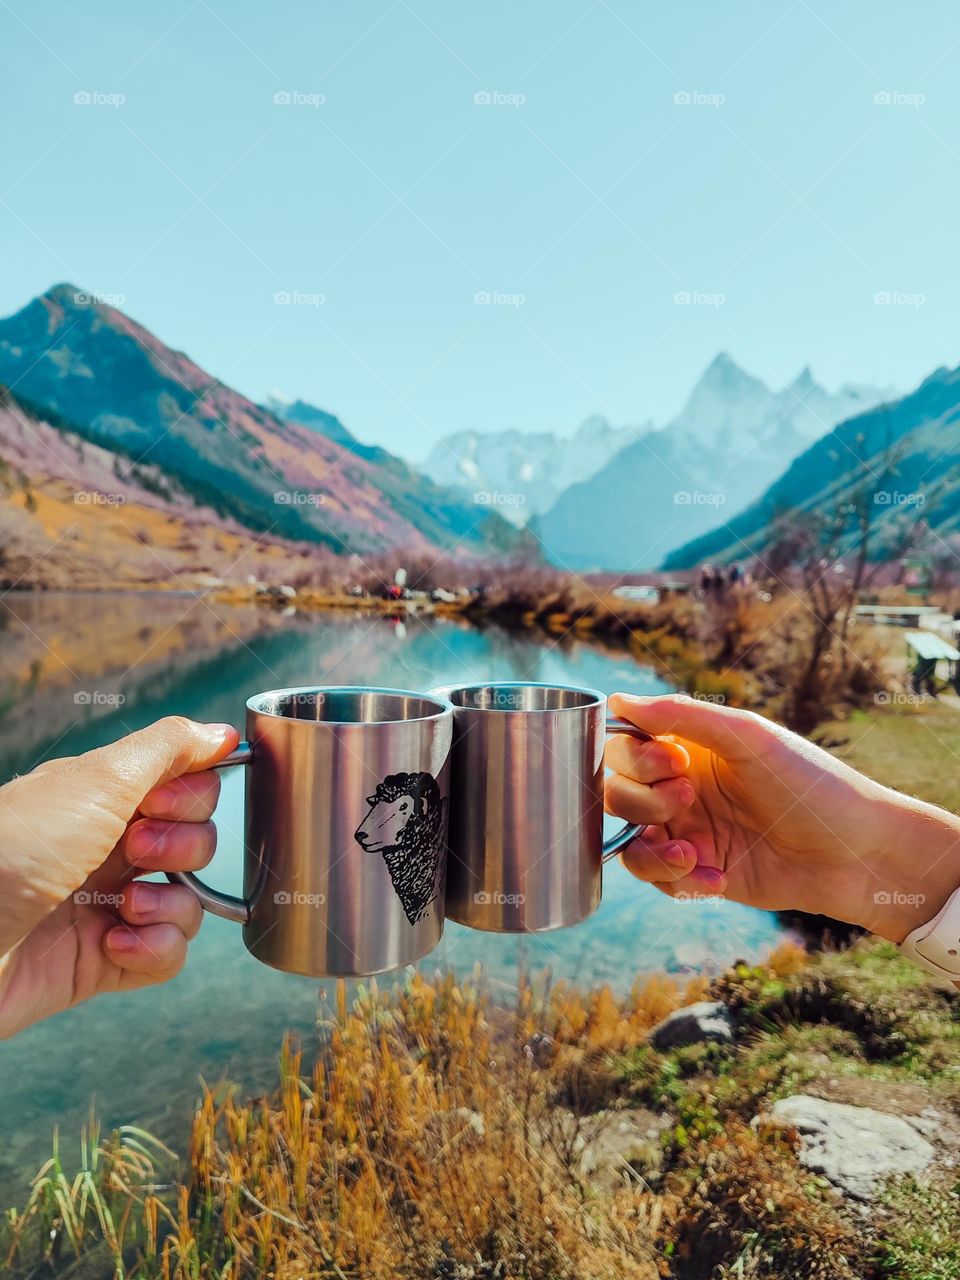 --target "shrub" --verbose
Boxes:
[667,1121,863,1280]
